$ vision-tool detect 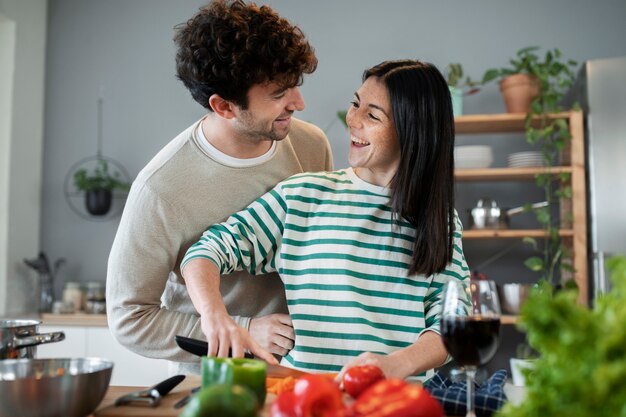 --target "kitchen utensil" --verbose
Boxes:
[468,198,548,230]
[175,335,310,378]
[0,319,65,360]
[0,357,113,417]
[498,283,533,314]
[115,374,186,407]
[175,335,255,359]
[173,385,201,409]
